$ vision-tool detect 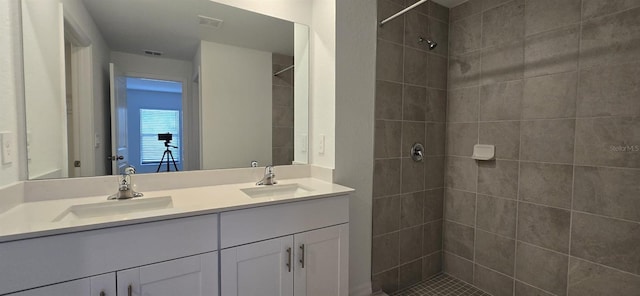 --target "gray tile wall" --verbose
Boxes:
[444,0,640,295]
[272,53,294,165]
[372,0,449,293]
